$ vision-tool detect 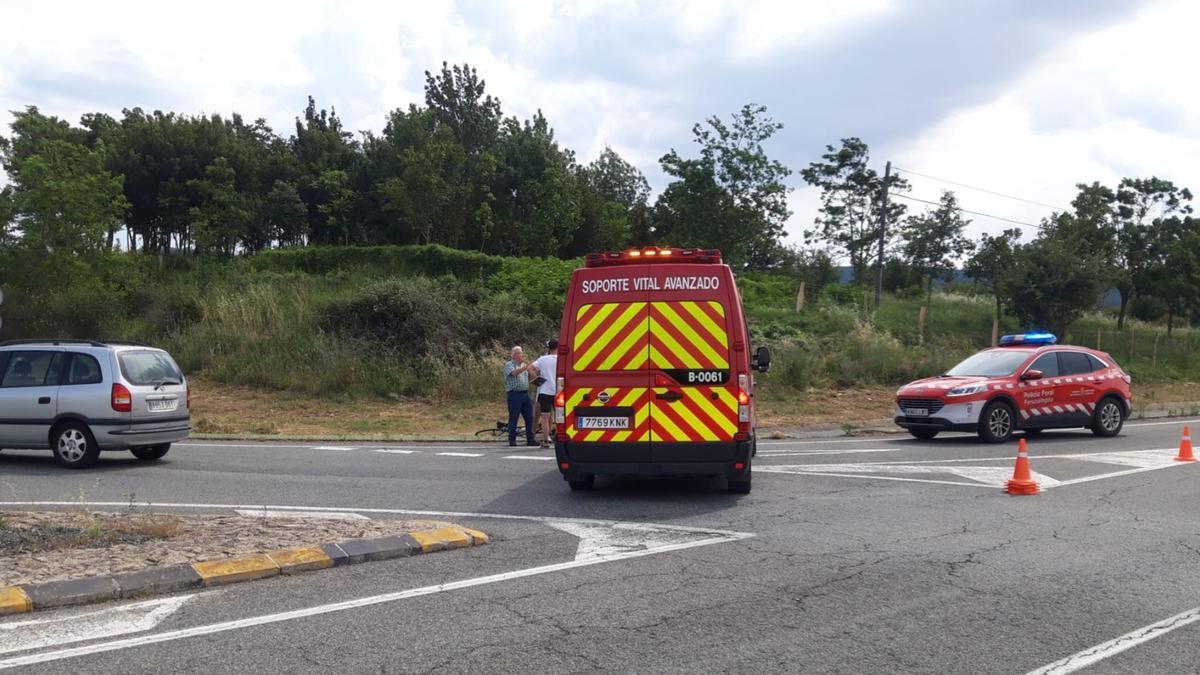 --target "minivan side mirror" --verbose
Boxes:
[753,346,771,373]
[1021,369,1043,381]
